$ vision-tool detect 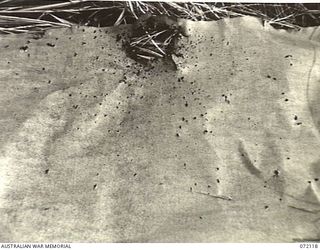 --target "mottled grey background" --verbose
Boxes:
[0,17,320,242]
